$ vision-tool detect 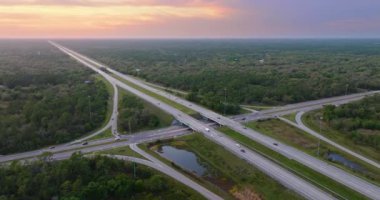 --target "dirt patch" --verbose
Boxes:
[231,186,262,200]
[204,176,235,192]
[357,129,380,136]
